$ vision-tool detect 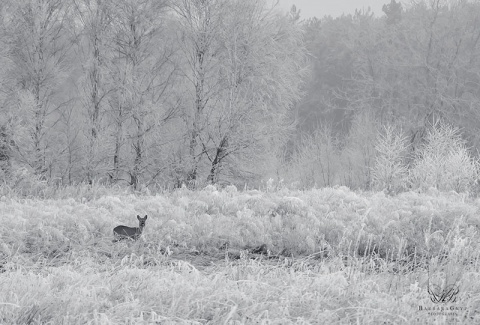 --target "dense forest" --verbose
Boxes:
[0,0,479,193]
[287,0,480,193]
